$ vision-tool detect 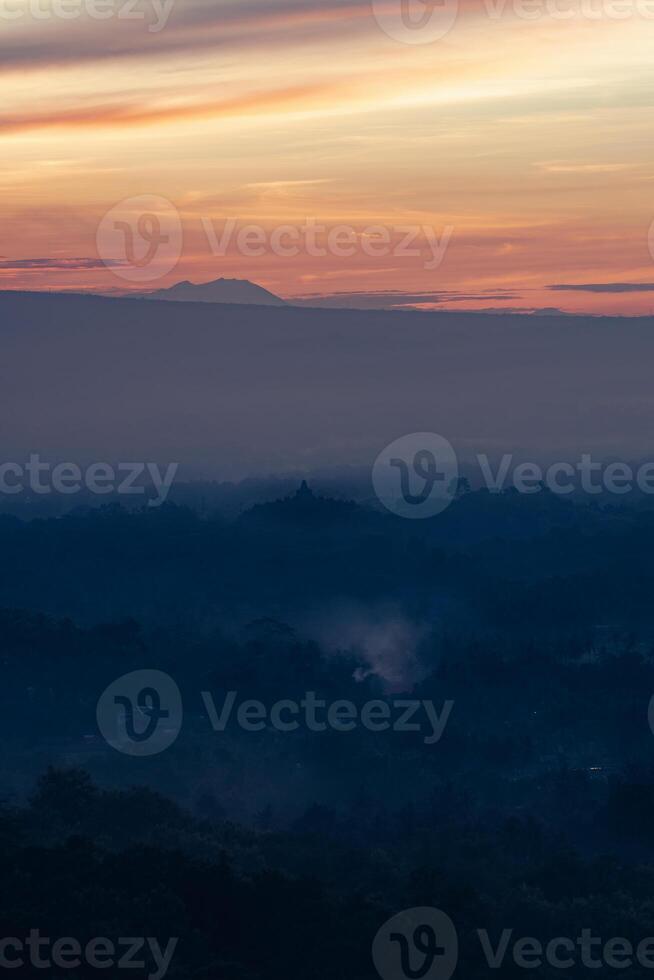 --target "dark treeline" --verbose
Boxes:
[4,765,654,977]
[3,485,654,975]
[2,484,654,628]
